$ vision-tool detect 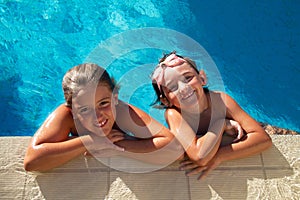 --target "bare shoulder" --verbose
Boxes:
[165,108,180,118]
[48,104,75,128]
[116,101,152,126]
[116,101,167,138]
[33,104,76,144]
[211,91,239,108]
[52,104,72,118]
[165,108,182,125]
[210,91,229,100]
